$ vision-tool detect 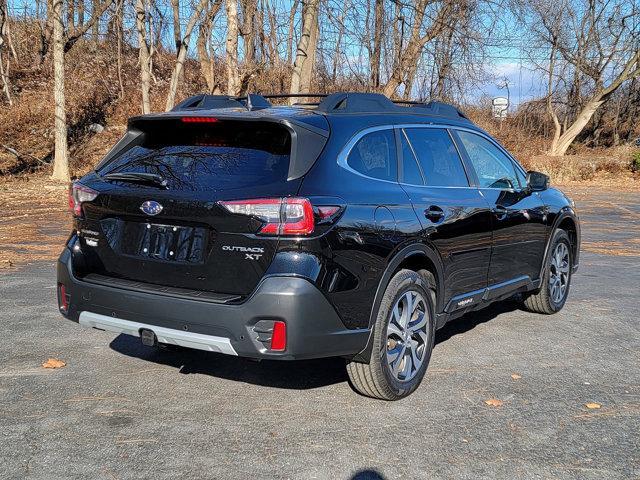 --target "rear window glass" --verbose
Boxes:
[98,121,291,191]
[347,129,397,182]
